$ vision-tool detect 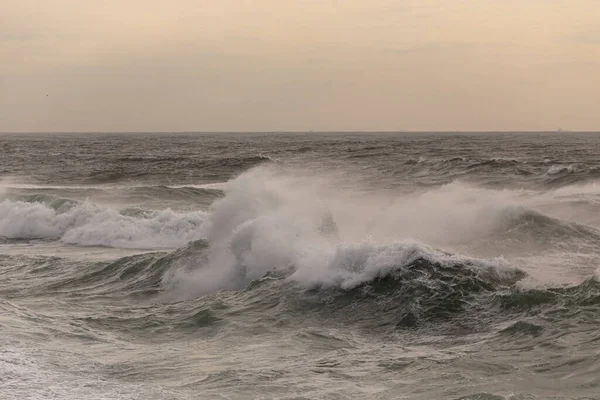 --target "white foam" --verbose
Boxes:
[1,182,227,191]
[0,345,178,400]
[552,180,600,197]
[0,183,106,190]
[165,182,228,191]
[0,176,228,192]
[0,199,206,249]
[547,164,577,175]
[166,166,523,299]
